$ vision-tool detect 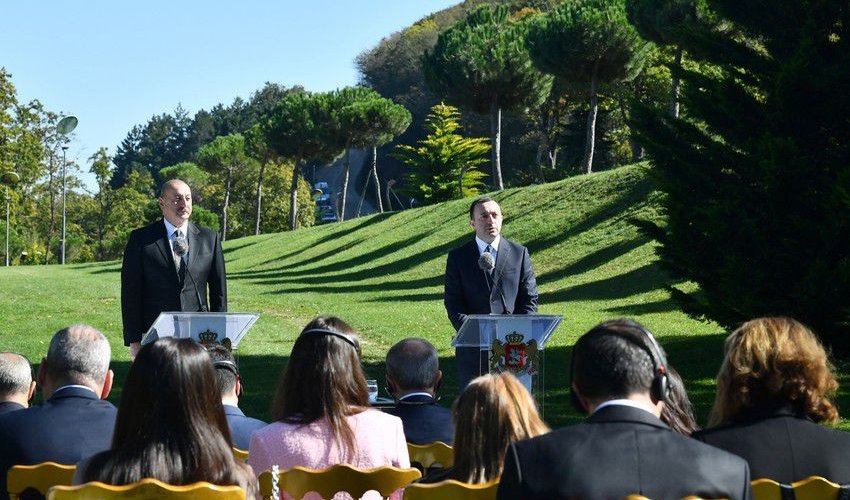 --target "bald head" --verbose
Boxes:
[44,325,111,390]
[0,352,34,405]
[386,338,440,393]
